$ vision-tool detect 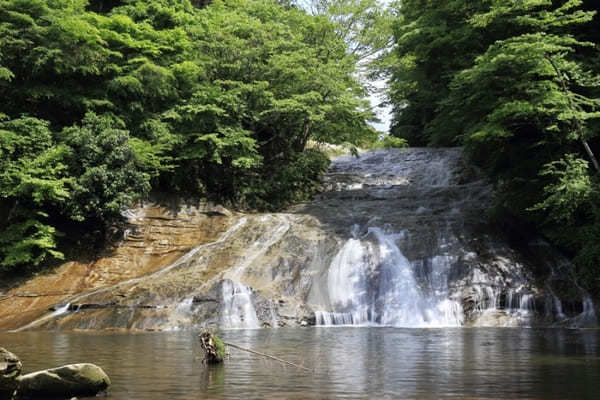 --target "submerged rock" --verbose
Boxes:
[0,348,22,397]
[14,363,110,399]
